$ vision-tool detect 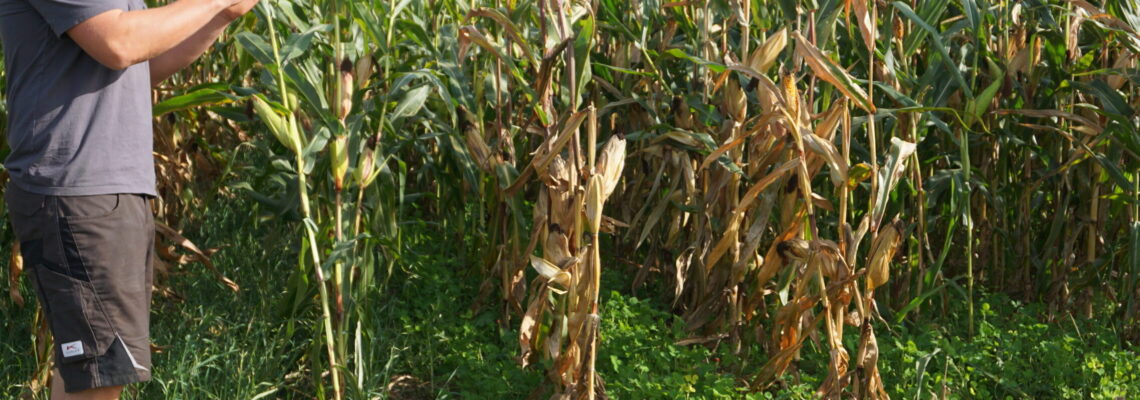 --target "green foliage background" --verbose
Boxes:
[0,0,1138,398]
